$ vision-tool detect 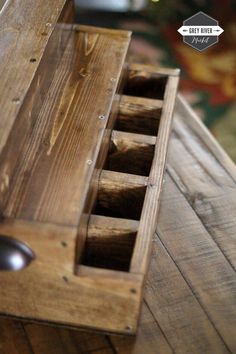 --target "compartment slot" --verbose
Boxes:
[95,170,147,220]
[115,95,162,136]
[106,130,156,176]
[82,215,139,271]
[123,70,167,100]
